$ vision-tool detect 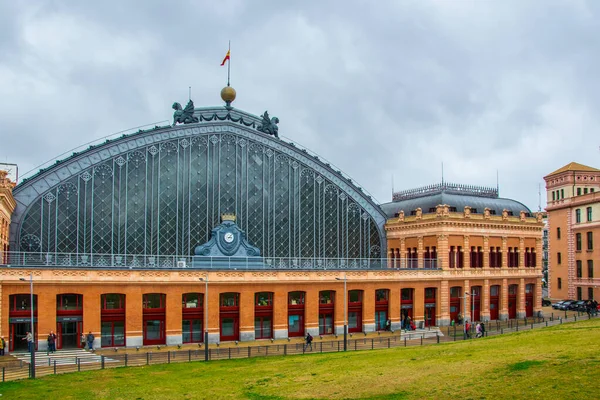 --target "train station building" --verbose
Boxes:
[0,88,543,351]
